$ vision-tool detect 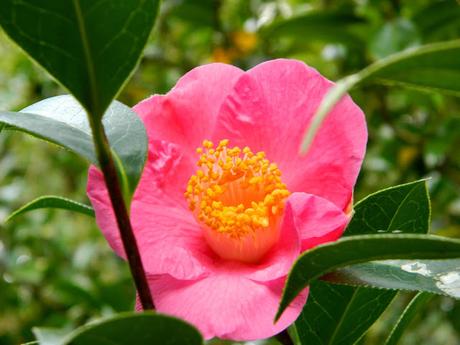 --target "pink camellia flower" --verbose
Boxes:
[87,59,367,341]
